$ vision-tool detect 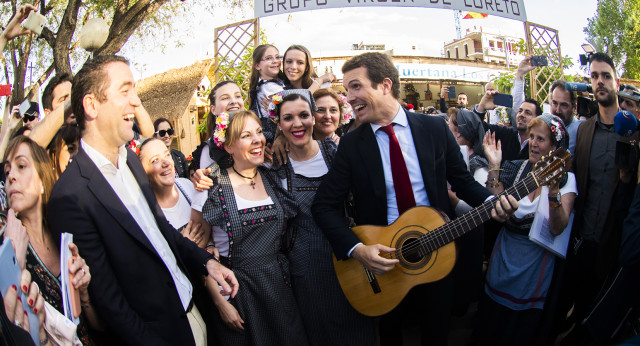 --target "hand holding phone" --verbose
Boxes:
[530,55,549,67]
[448,86,456,99]
[493,93,514,108]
